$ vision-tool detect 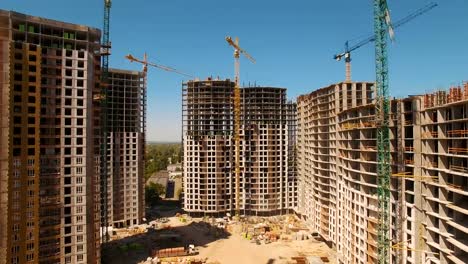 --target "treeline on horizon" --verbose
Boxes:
[145,143,182,180]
